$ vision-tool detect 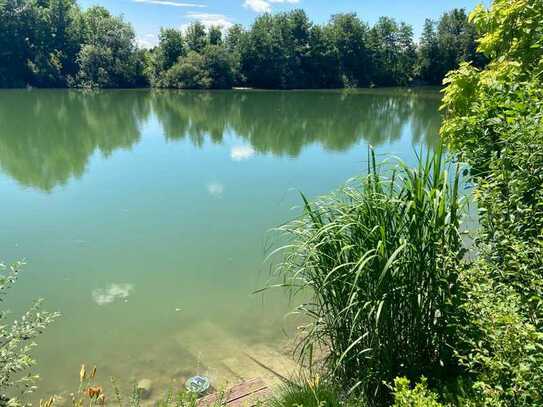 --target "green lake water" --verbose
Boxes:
[0,88,441,401]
